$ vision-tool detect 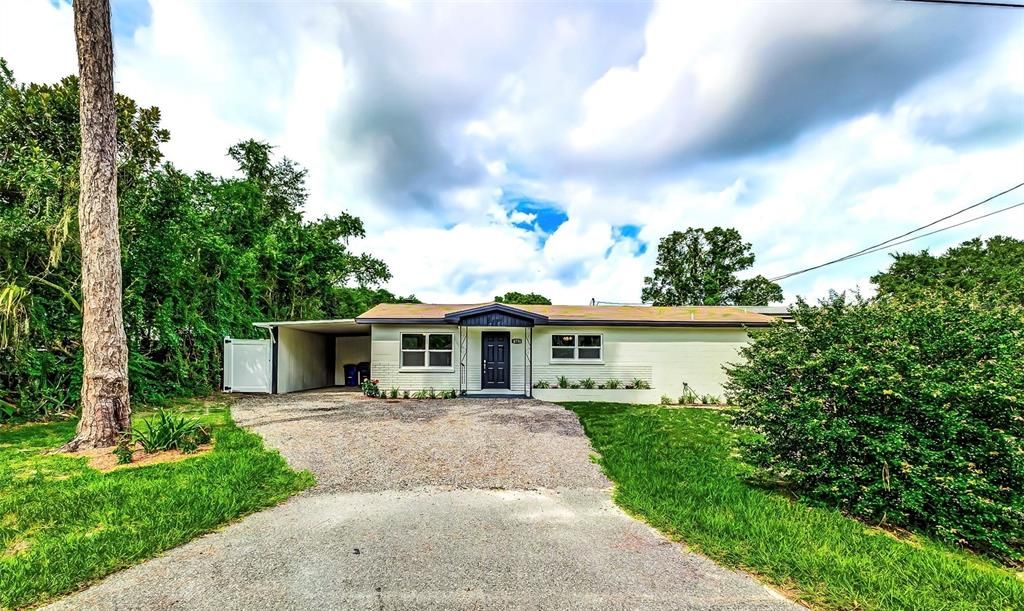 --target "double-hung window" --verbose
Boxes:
[401,333,454,368]
[551,333,602,362]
